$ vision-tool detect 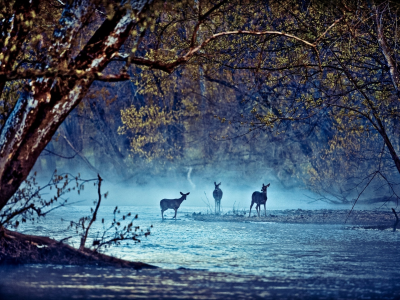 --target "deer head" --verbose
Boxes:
[180,192,190,200]
[214,182,221,189]
[261,183,270,192]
